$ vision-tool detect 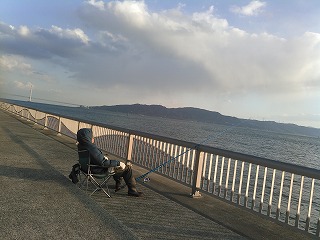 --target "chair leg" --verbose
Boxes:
[78,173,87,189]
[91,186,111,197]
[94,176,112,197]
[99,177,112,198]
[78,172,113,197]
[78,173,94,195]
[88,175,112,198]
